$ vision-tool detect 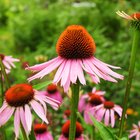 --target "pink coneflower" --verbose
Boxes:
[27,25,123,92]
[129,122,140,140]
[0,84,60,138]
[78,87,105,112]
[85,101,122,127]
[0,54,19,72]
[116,11,140,20]
[59,120,84,140]
[40,84,62,103]
[34,123,53,140]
